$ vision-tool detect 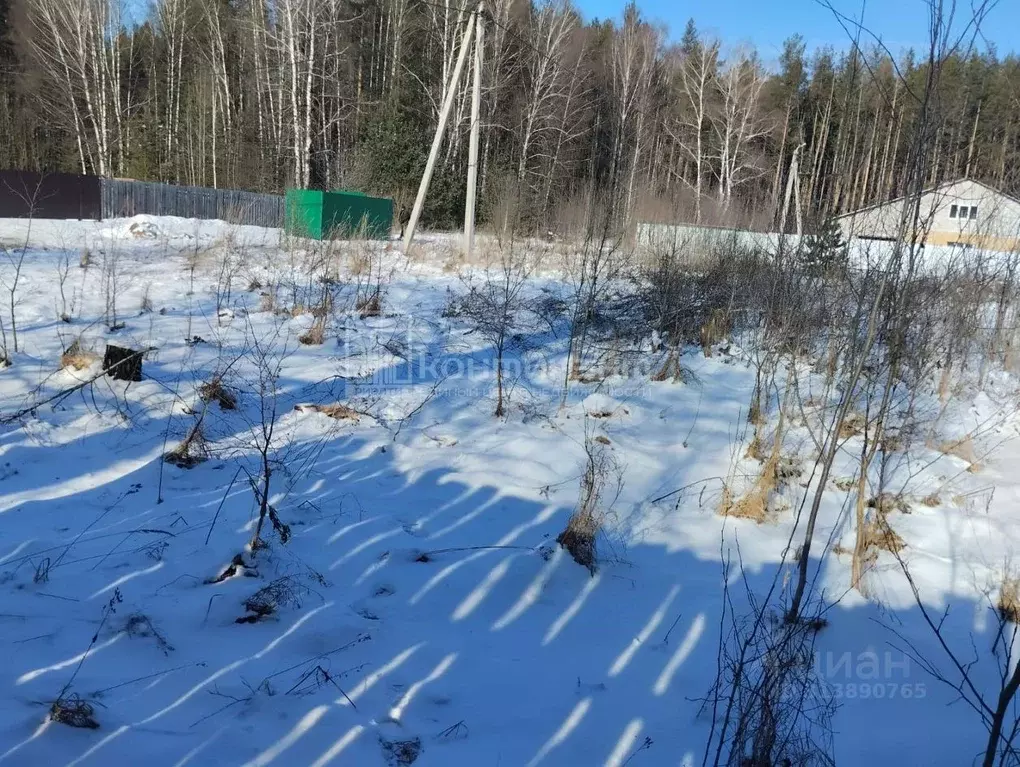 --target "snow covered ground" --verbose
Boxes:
[0,215,1018,766]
